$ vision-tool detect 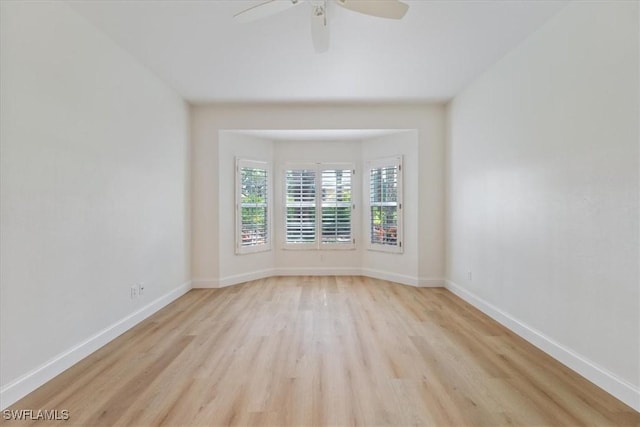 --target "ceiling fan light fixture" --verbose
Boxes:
[312,0,328,28]
[313,5,324,17]
[233,0,409,51]
[311,0,329,51]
